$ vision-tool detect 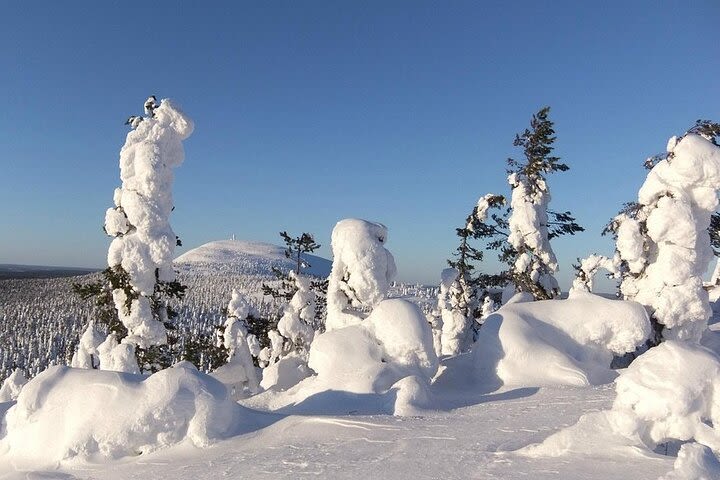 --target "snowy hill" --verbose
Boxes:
[175,239,332,278]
